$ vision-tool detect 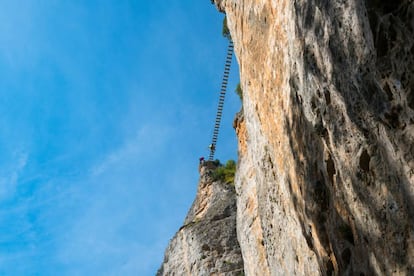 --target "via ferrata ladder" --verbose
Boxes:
[208,40,234,161]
